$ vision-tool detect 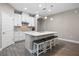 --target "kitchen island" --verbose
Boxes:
[24,31,57,53]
